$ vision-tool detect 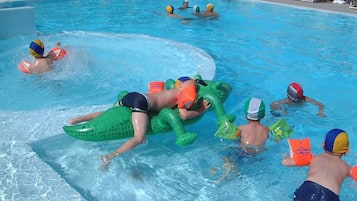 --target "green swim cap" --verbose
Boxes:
[193,5,200,13]
[244,97,265,120]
